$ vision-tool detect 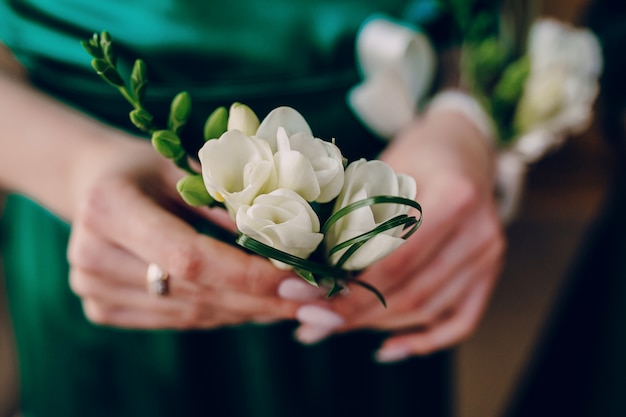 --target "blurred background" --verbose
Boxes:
[0,0,612,416]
